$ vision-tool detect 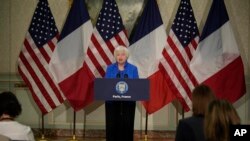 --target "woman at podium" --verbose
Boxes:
[105,45,139,141]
